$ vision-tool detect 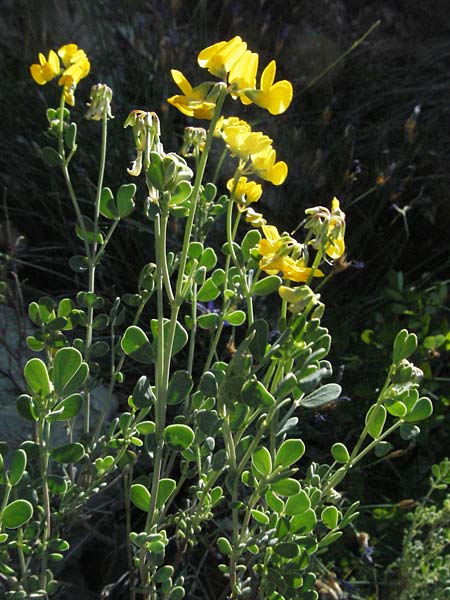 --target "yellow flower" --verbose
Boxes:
[228,50,259,103]
[58,59,90,106]
[214,116,250,137]
[167,70,216,120]
[245,207,267,227]
[245,60,293,115]
[222,126,272,162]
[198,36,247,79]
[258,224,287,273]
[30,50,60,85]
[250,146,288,185]
[227,176,262,209]
[279,256,324,282]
